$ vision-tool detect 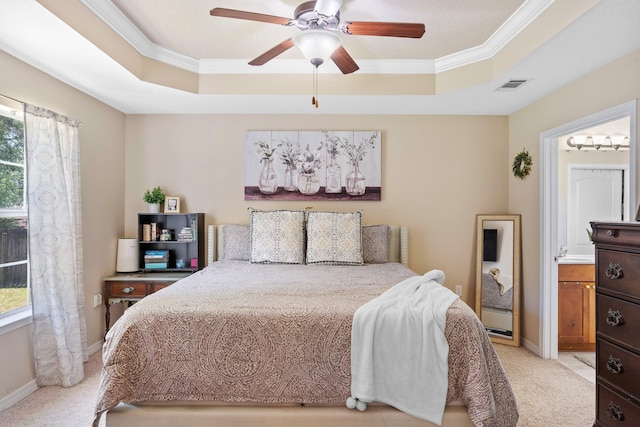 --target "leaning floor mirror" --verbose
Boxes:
[475,214,521,347]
